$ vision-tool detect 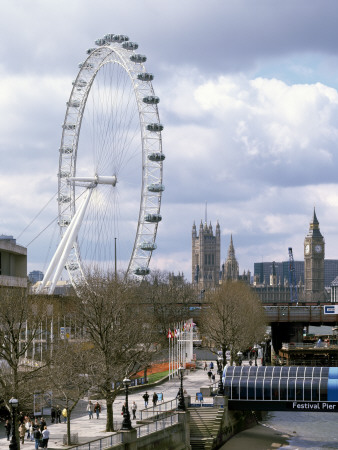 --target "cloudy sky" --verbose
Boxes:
[1,0,338,281]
